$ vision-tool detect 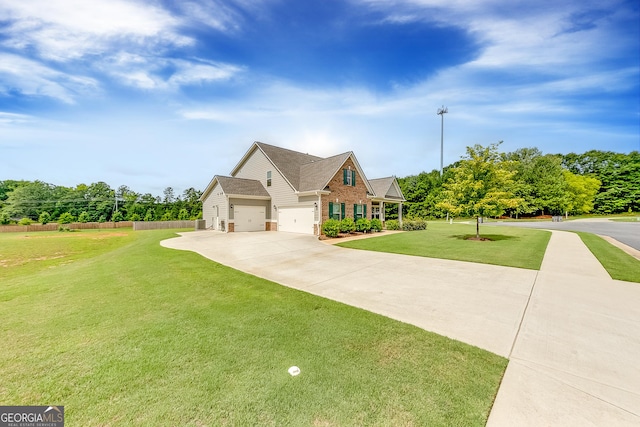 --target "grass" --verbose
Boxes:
[609,217,640,222]
[338,222,551,270]
[0,229,506,426]
[575,232,640,283]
